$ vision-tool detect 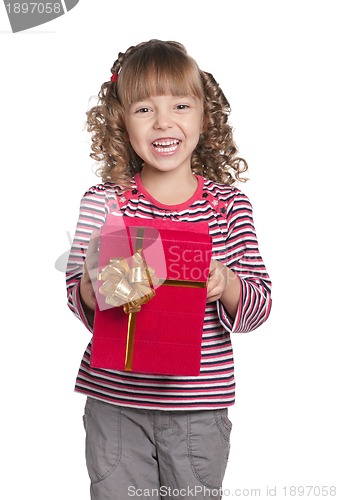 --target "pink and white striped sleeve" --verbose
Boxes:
[66,186,107,332]
[217,189,272,333]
